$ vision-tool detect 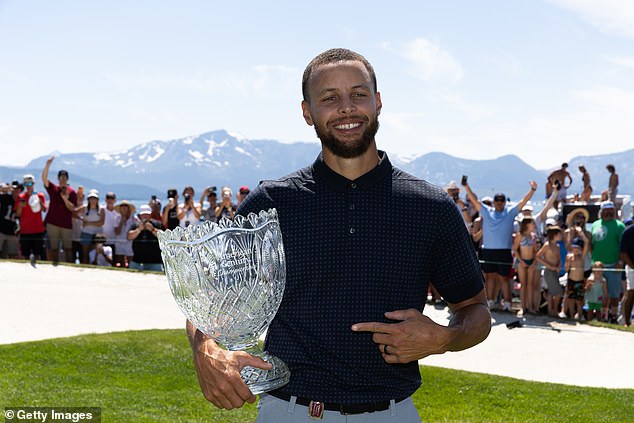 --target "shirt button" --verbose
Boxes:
[351,183,357,189]
[349,227,355,234]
